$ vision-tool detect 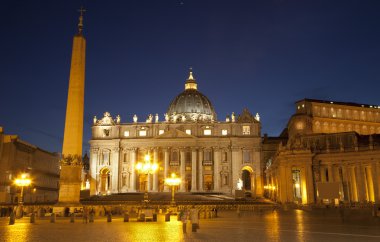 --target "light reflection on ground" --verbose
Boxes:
[1,210,380,242]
